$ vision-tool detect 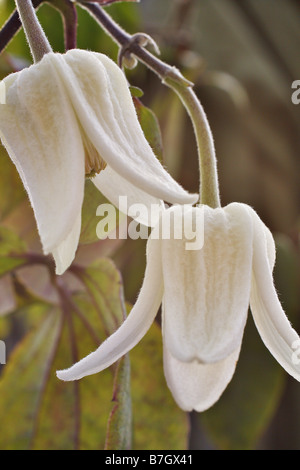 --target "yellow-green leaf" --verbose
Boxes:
[130,321,189,450]
[134,97,164,162]
[105,354,132,450]
[0,308,62,449]
[0,258,132,450]
[0,146,26,221]
[0,226,27,277]
[80,179,120,245]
